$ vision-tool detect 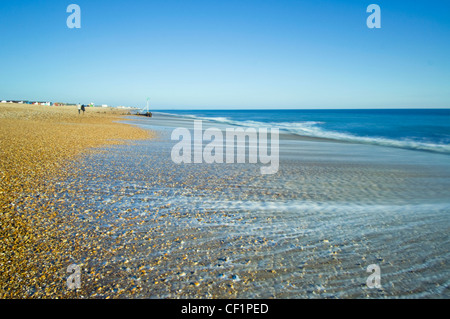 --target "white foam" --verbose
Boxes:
[204,199,450,214]
[153,112,450,154]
